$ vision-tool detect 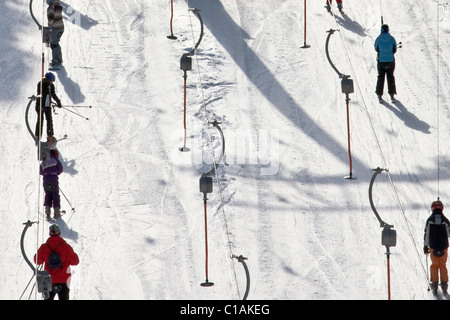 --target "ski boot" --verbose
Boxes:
[431,282,439,295]
[326,3,331,12]
[49,60,62,71]
[442,282,448,295]
[338,3,343,12]
[54,207,61,219]
[45,206,51,219]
